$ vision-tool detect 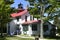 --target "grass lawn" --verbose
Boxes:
[0,36,34,40]
[0,35,60,40]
